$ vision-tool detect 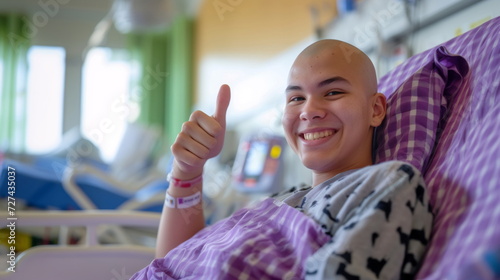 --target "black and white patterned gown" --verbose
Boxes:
[271,161,434,280]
